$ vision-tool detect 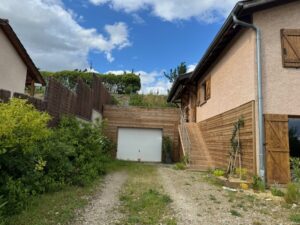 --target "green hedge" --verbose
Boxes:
[0,99,114,216]
[41,70,141,94]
